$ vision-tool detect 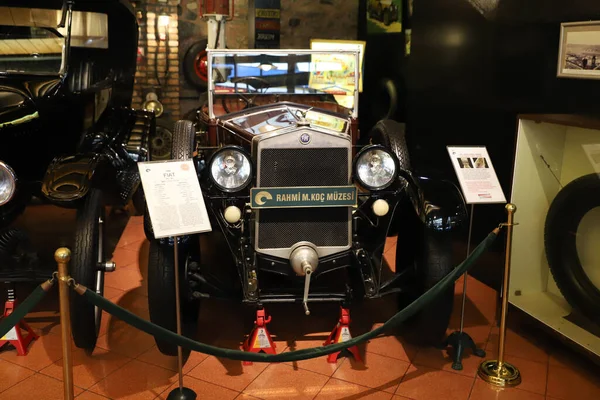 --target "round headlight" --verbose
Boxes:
[209,147,252,192]
[355,146,397,190]
[0,161,17,206]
